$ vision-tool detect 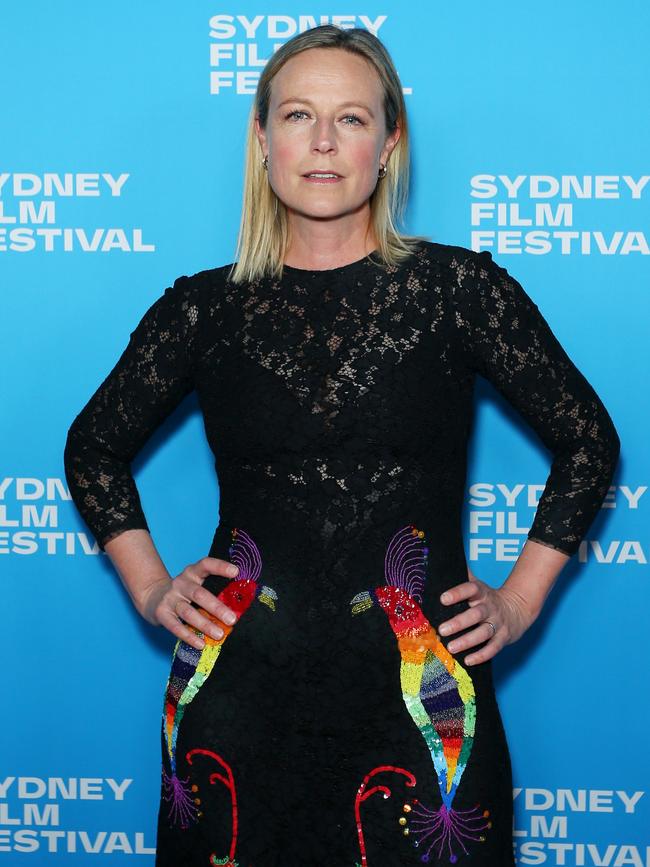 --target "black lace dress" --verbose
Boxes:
[64,241,620,866]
